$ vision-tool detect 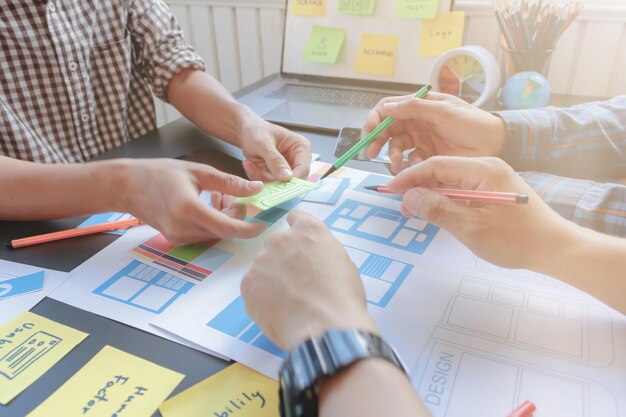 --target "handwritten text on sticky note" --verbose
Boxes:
[304,25,347,64]
[0,311,88,405]
[419,11,465,56]
[160,363,279,417]
[291,0,326,16]
[355,33,400,77]
[338,0,376,15]
[235,178,318,211]
[27,345,184,417]
[397,0,440,19]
